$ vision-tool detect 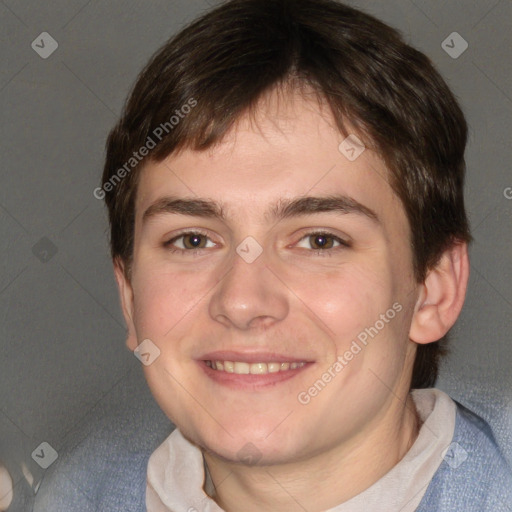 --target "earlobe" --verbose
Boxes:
[113,259,139,351]
[409,242,469,345]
